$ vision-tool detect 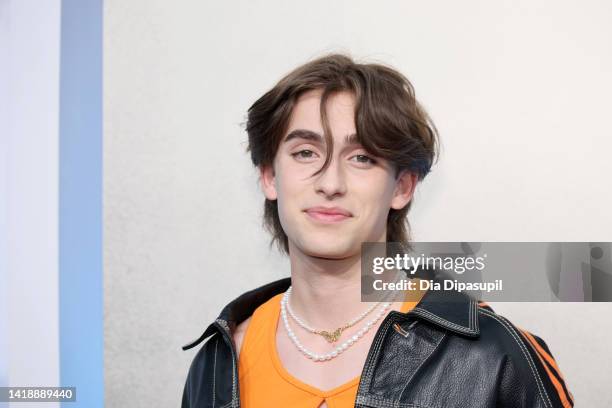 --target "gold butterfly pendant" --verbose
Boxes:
[317,327,344,343]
